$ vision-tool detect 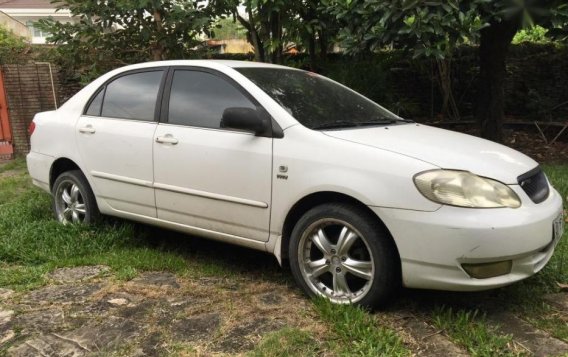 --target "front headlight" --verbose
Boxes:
[413,170,521,208]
